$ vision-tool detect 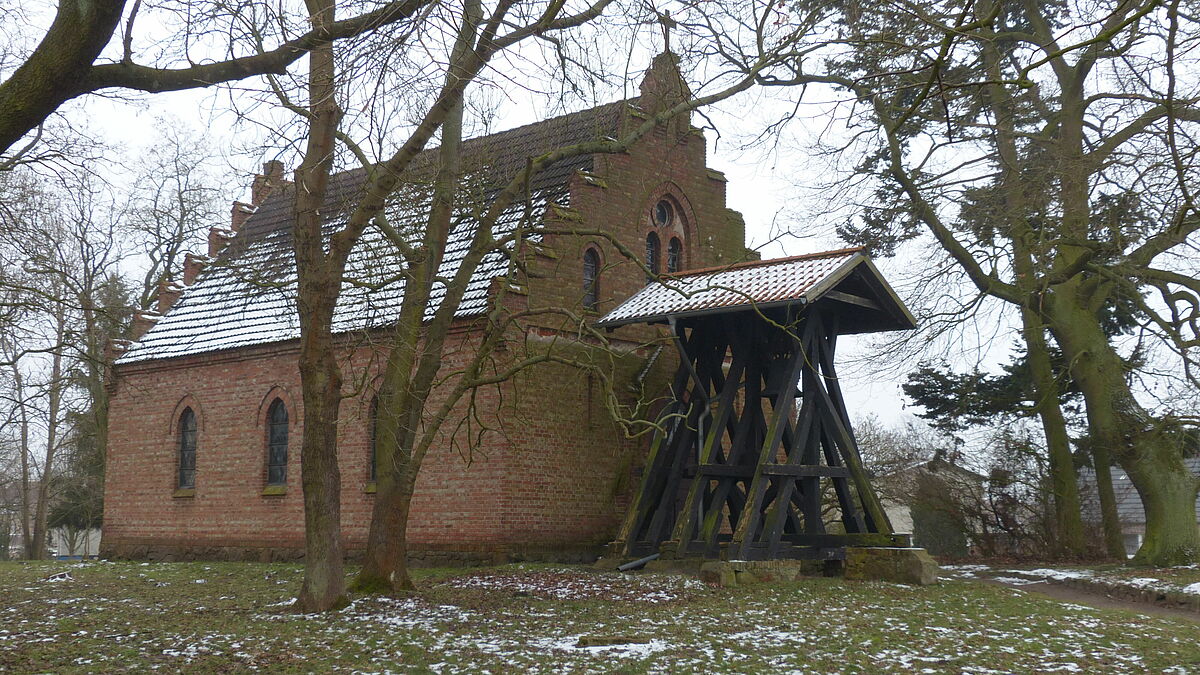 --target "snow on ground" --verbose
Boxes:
[530,635,673,657]
[988,576,1041,586]
[939,564,991,578]
[436,567,705,603]
[3,560,1196,673]
[1017,568,1095,581]
[946,562,1200,602]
